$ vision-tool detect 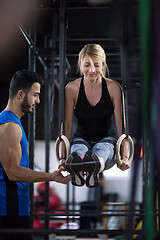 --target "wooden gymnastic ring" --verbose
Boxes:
[55,135,70,162]
[116,134,134,166]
